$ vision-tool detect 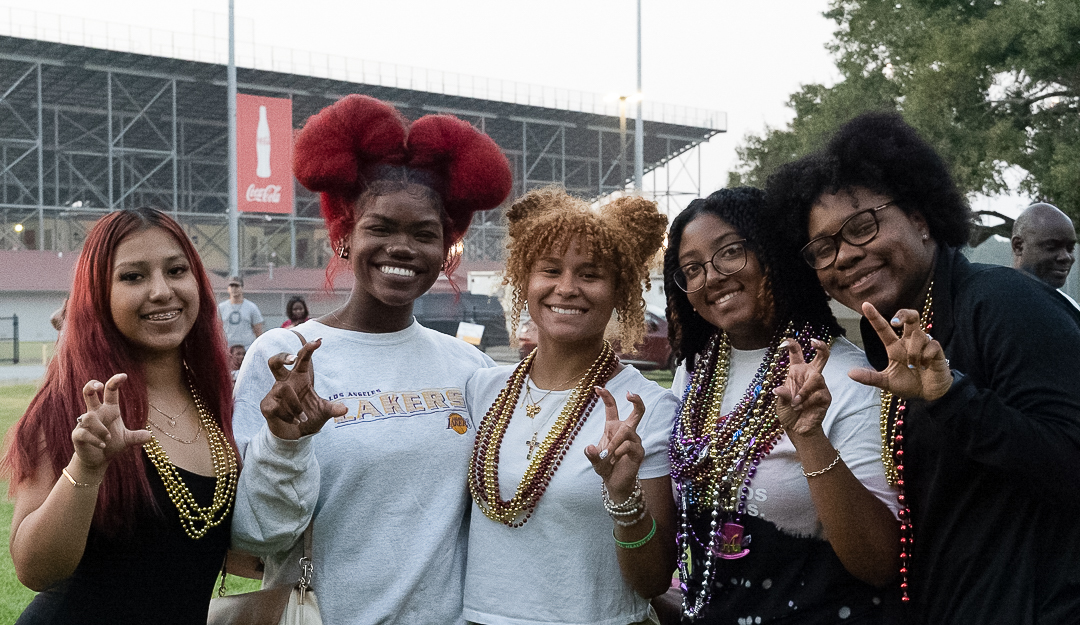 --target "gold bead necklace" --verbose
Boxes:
[143,382,238,540]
